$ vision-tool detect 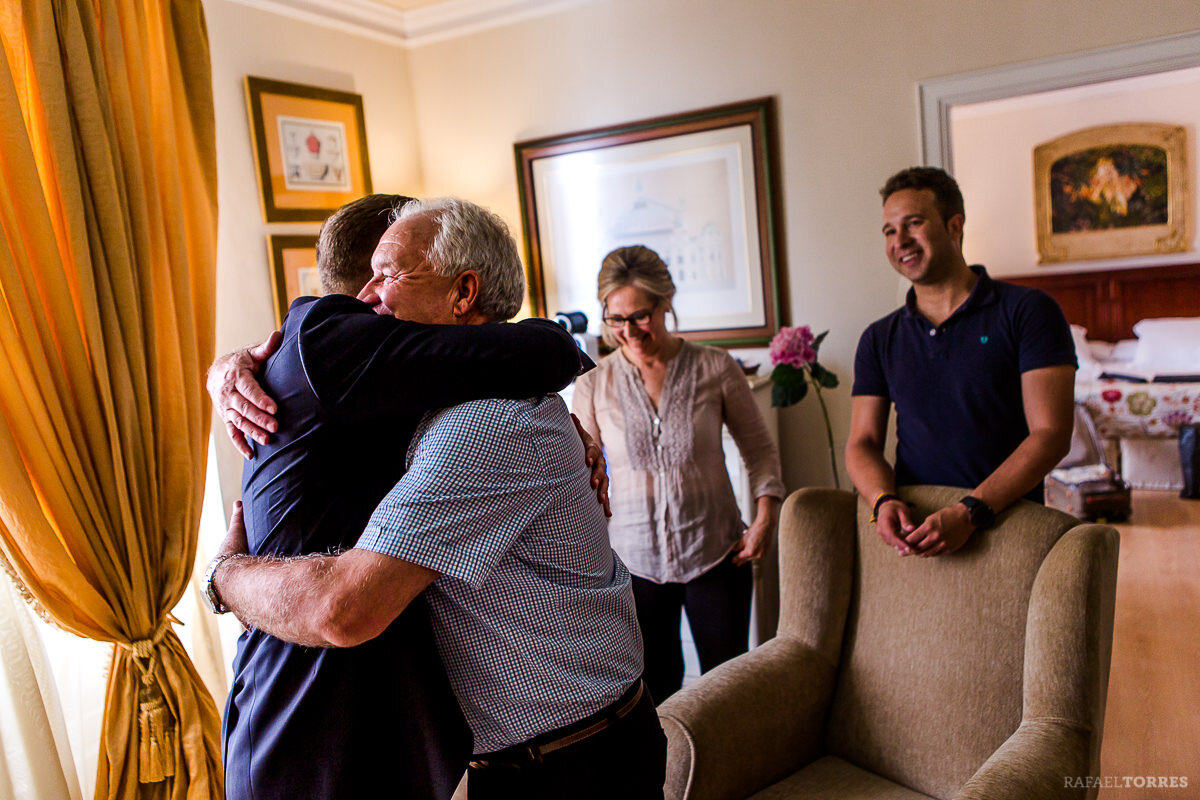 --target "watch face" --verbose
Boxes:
[962,496,995,528]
